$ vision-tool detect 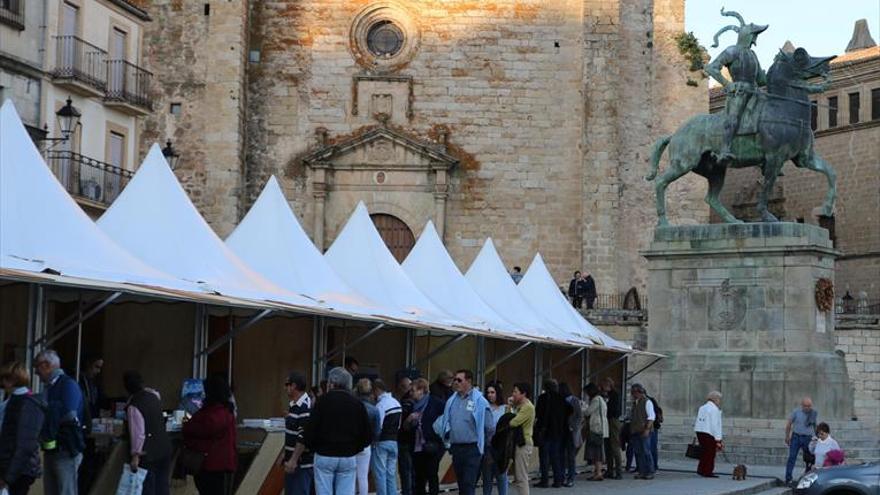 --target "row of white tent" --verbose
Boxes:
[0,99,629,352]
